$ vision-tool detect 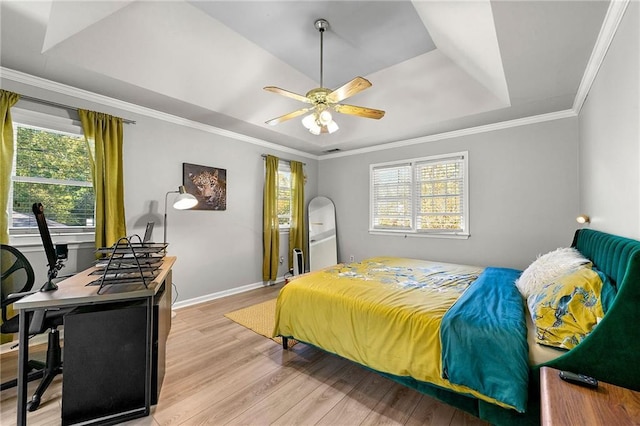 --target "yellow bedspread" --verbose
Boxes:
[274,257,514,408]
